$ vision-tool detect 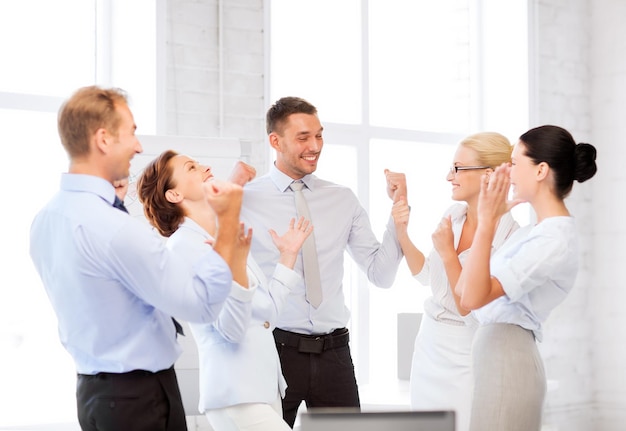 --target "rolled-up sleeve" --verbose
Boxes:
[491,234,568,302]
